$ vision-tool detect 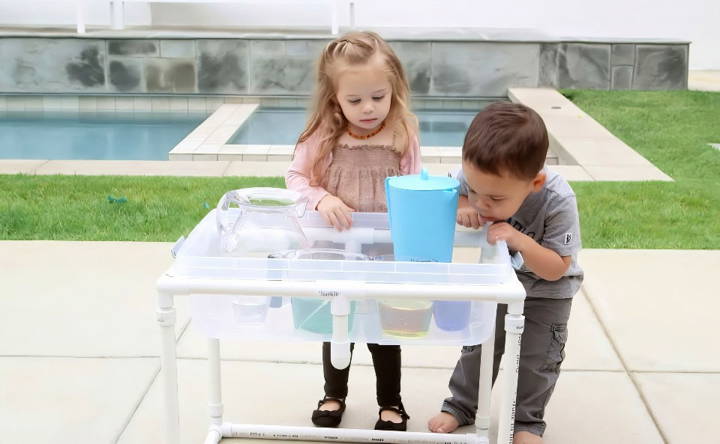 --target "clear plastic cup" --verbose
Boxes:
[231,296,269,324]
